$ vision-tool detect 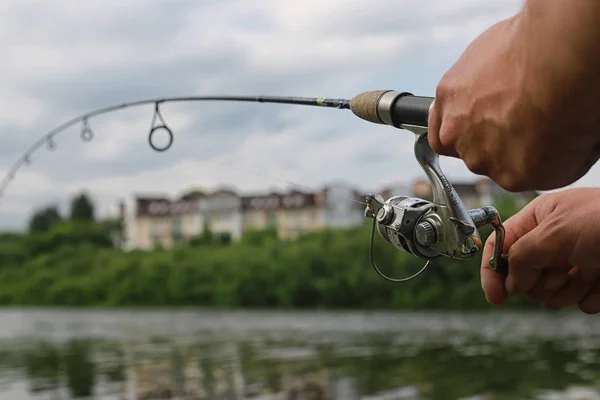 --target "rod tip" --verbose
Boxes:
[349,90,392,124]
